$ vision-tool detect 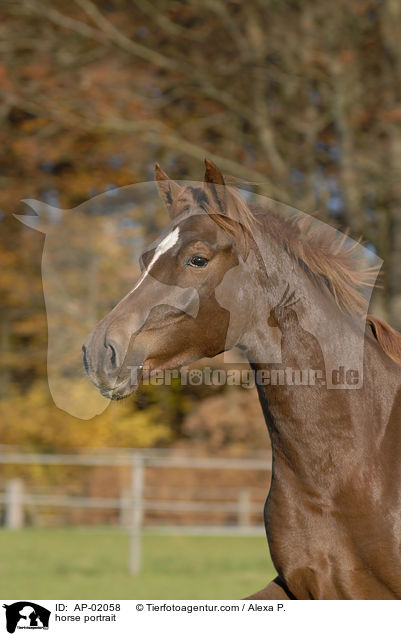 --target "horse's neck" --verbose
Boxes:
[242,264,389,489]
[251,349,399,498]
[251,358,357,484]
